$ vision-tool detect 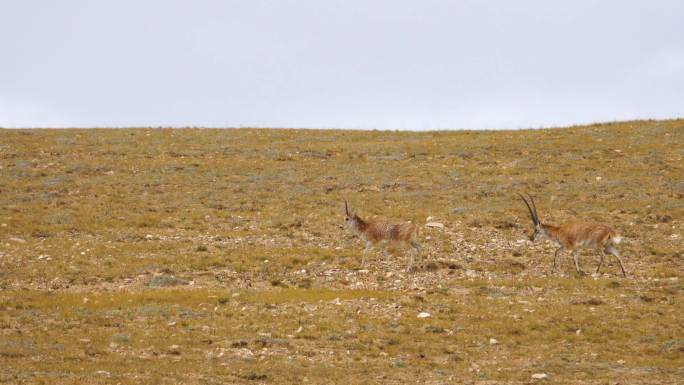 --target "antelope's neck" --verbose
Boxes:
[542,224,561,240]
[354,216,368,231]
